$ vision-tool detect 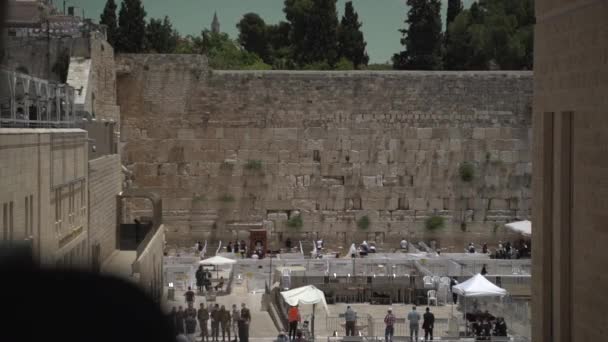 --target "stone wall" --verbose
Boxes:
[88,154,121,266]
[0,128,89,266]
[117,54,533,248]
[133,225,165,302]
